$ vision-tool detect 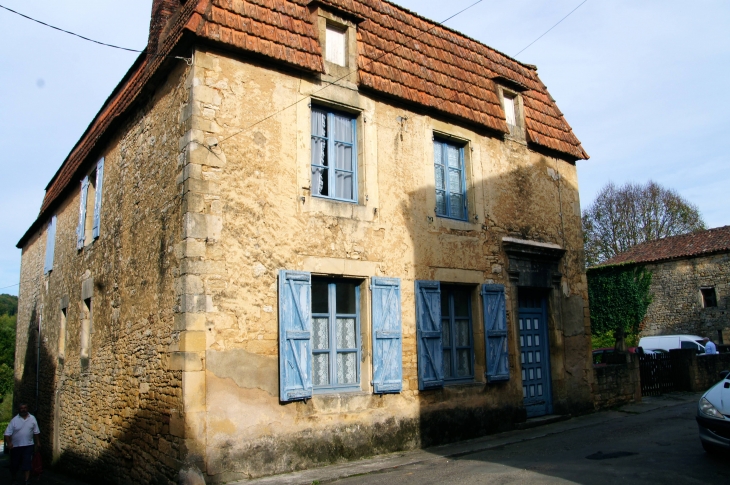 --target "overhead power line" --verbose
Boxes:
[0,3,143,53]
[0,282,19,291]
[514,0,589,57]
